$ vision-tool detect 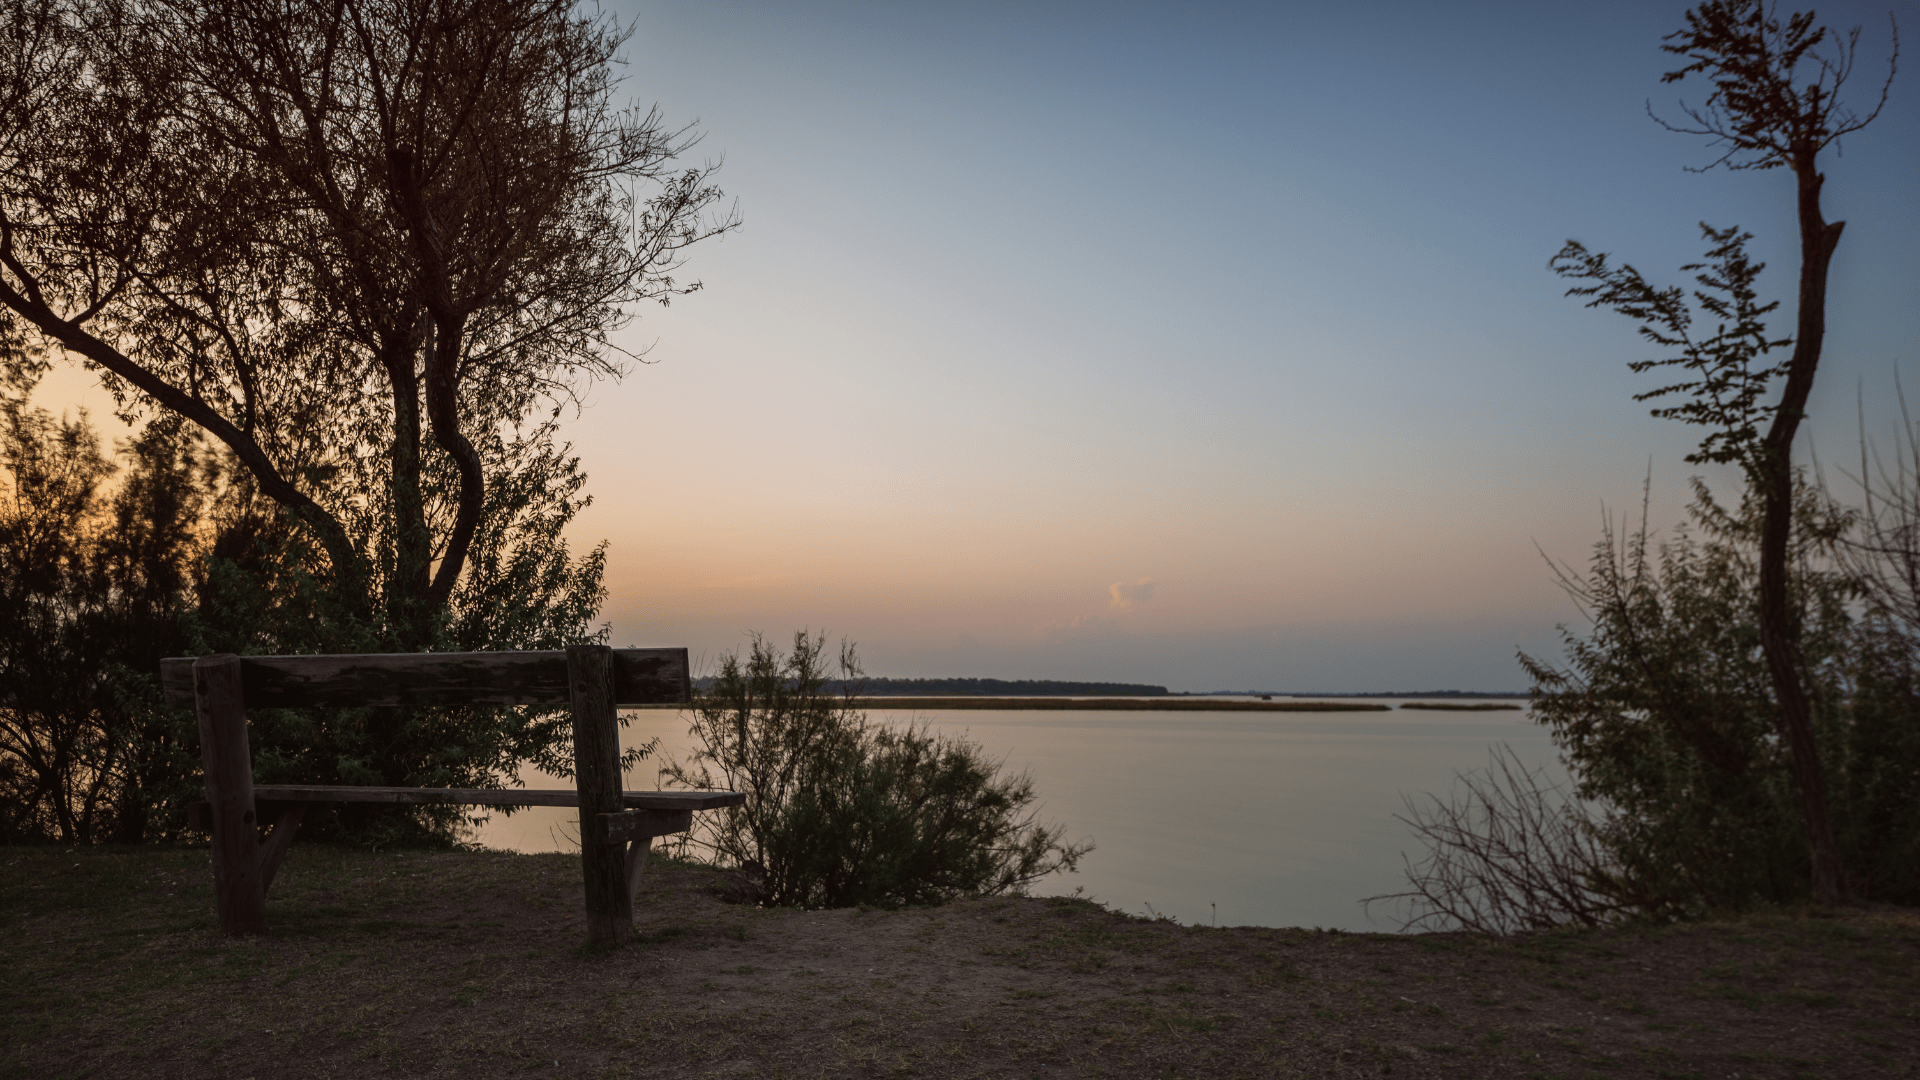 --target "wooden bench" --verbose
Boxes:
[162,644,741,944]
